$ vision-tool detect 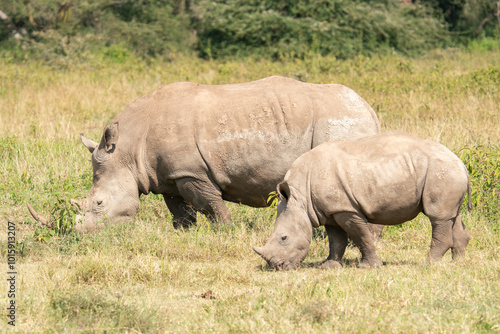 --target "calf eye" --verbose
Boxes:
[97,200,103,206]
[281,236,288,241]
